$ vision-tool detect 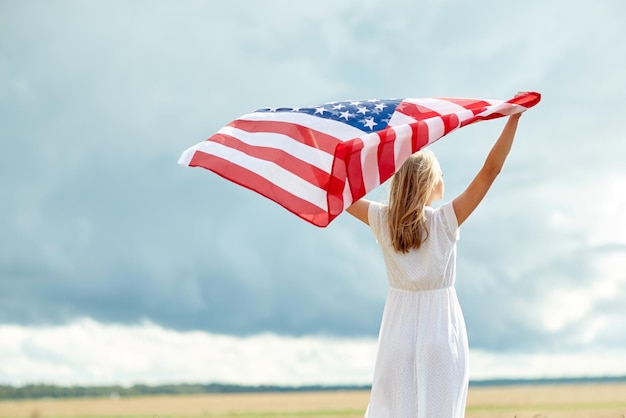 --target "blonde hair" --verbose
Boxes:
[388,150,441,253]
